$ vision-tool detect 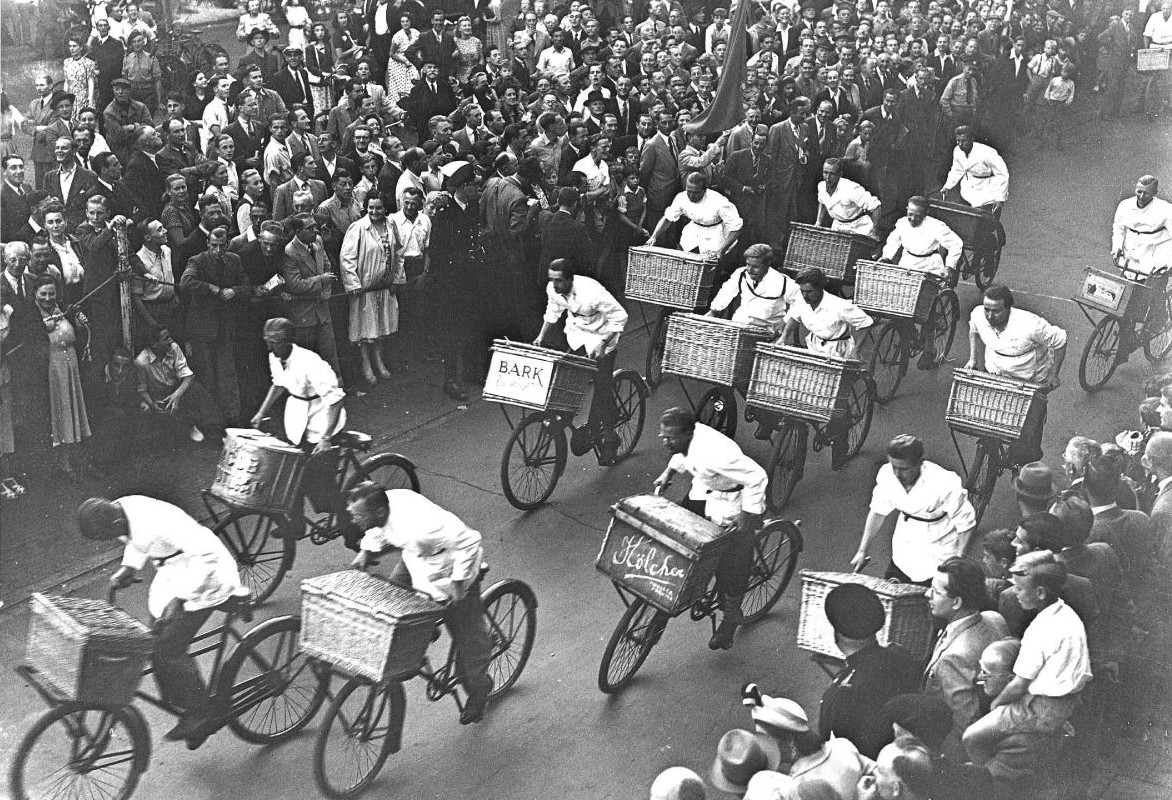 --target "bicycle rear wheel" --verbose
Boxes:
[843,374,875,459]
[350,453,421,493]
[220,616,326,744]
[597,599,669,694]
[766,421,806,511]
[1144,293,1172,362]
[741,521,802,624]
[966,439,1001,526]
[312,677,405,800]
[500,413,567,510]
[481,580,538,699]
[867,323,908,404]
[611,370,648,462]
[10,704,148,800]
[930,290,960,363]
[974,228,1004,290]
[212,510,295,606]
[645,310,670,390]
[697,385,738,438]
[1078,316,1122,391]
